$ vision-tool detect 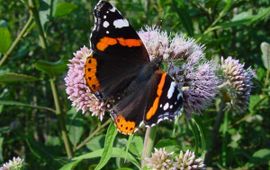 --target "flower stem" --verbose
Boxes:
[205,101,225,164]
[28,0,48,52]
[141,126,157,168]
[50,78,73,159]
[221,110,229,167]
[0,15,33,67]
[75,119,111,151]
